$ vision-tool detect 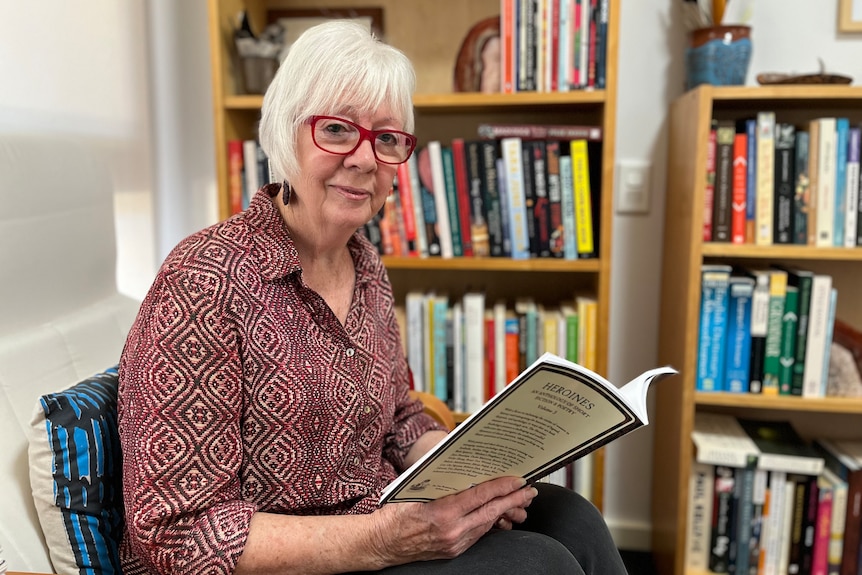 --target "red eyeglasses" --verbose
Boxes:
[307,115,417,164]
